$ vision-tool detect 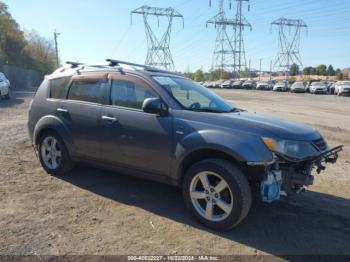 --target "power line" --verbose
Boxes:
[54,30,60,67]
